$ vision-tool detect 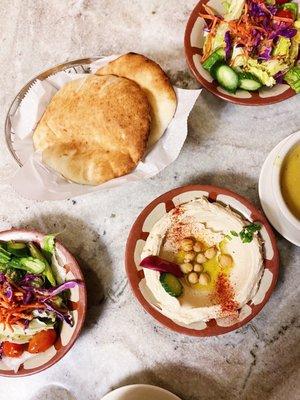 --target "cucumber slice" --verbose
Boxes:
[7,241,28,257]
[160,272,183,297]
[28,242,56,286]
[213,63,239,93]
[238,73,262,91]
[9,257,46,274]
[7,241,26,250]
[202,48,225,72]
